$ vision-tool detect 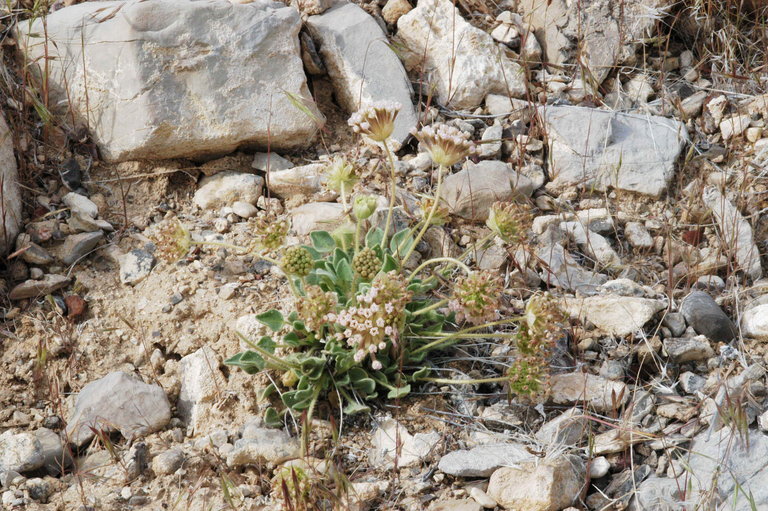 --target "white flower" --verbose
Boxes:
[371,360,383,370]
